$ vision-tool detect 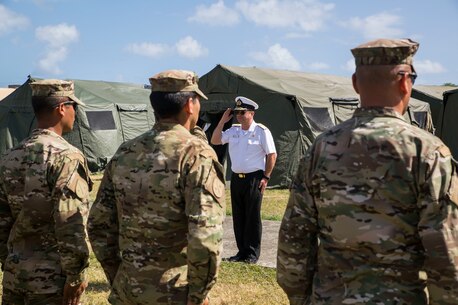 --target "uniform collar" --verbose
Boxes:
[154,121,189,133]
[353,107,406,121]
[243,120,257,132]
[31,128,66,140]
